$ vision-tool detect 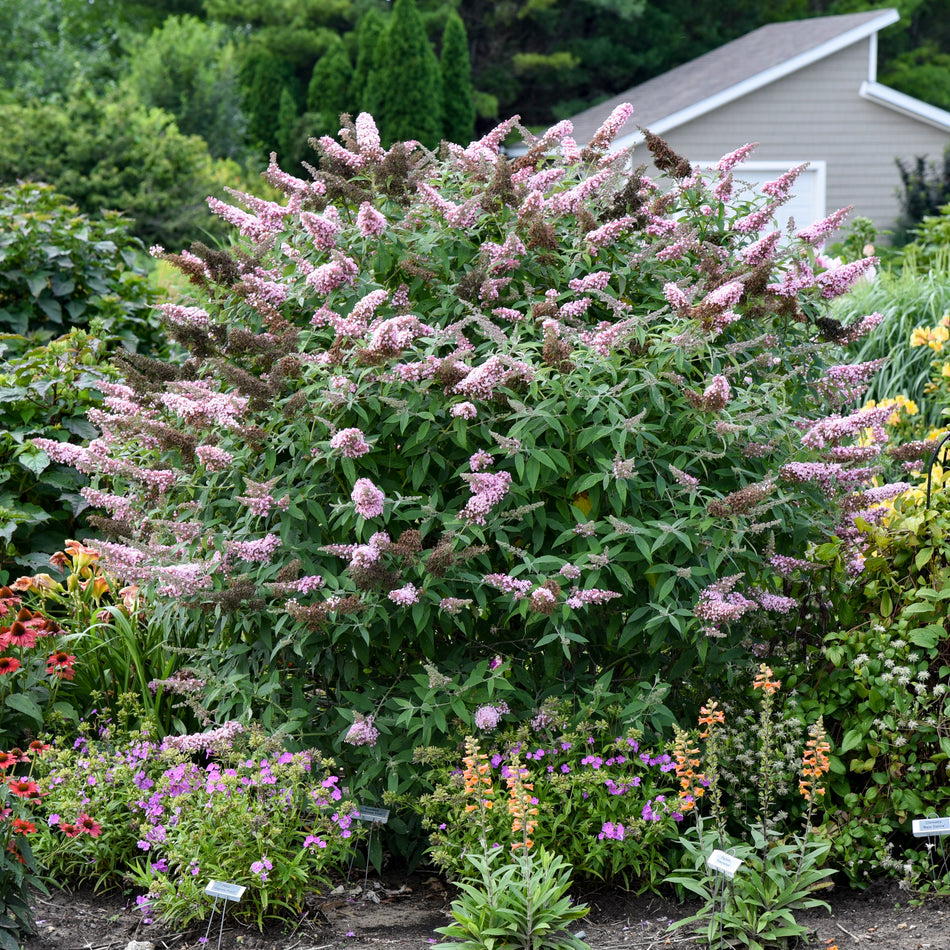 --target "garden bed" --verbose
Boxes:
[21,876,950,950]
